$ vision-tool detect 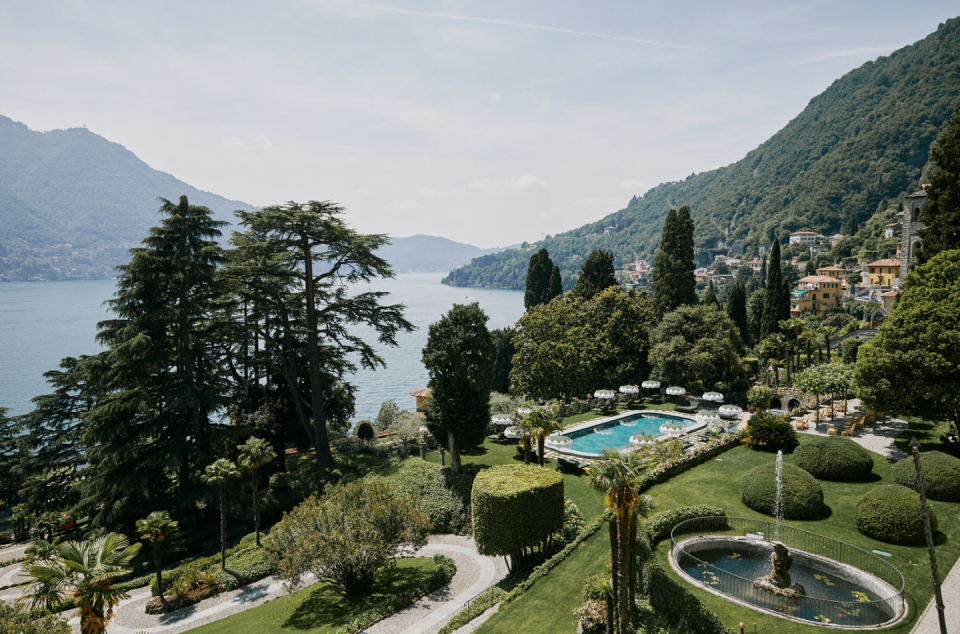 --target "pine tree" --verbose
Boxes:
[651,207,697,316]
[82,196,229,526]
[760,239,783,339]
[524,248,555,310]
[573,249,618,300]
[726,282,750,346]
[918,105,960,263]
[548,265,563,300]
